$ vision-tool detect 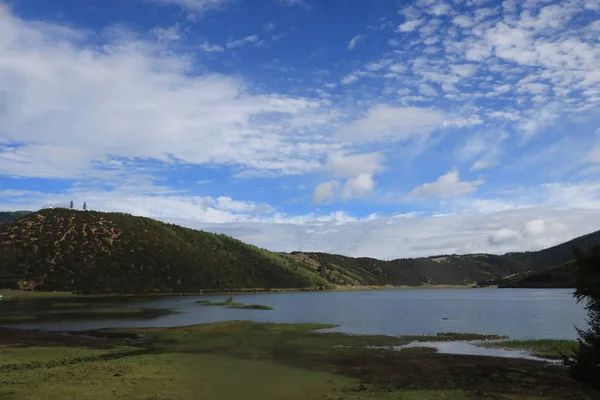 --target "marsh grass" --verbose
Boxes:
[0,321,593,400]
[0,308,170,324]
